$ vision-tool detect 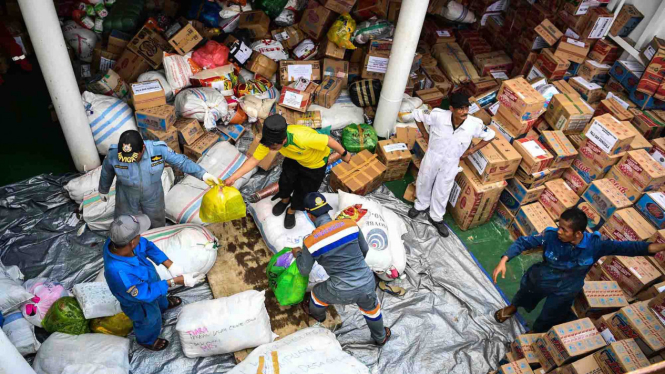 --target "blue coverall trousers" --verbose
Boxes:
[129,295,169,346]
[512,263,582,333]
[115,182,166,229]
